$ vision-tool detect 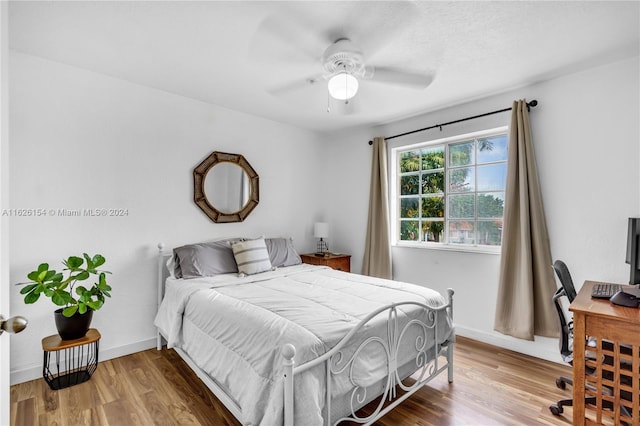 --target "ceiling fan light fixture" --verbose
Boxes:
[328,71,359,100]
